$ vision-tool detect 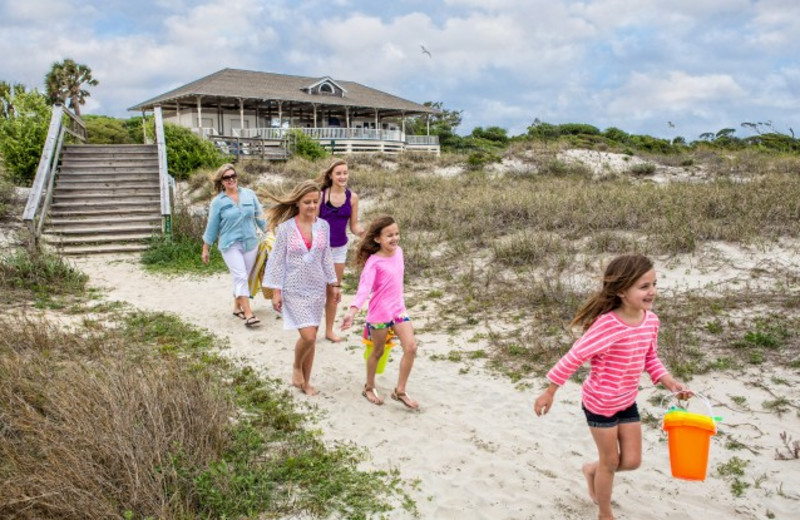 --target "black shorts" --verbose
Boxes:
[582,402,640,428]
